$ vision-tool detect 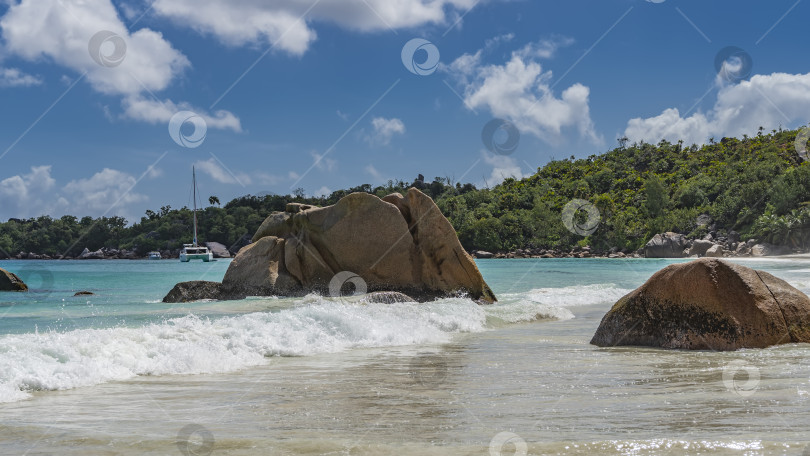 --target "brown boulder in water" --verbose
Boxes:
[0,268,27,292]
[166,188,495,303]
[162,281,225,303]
[591,258,810,350]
